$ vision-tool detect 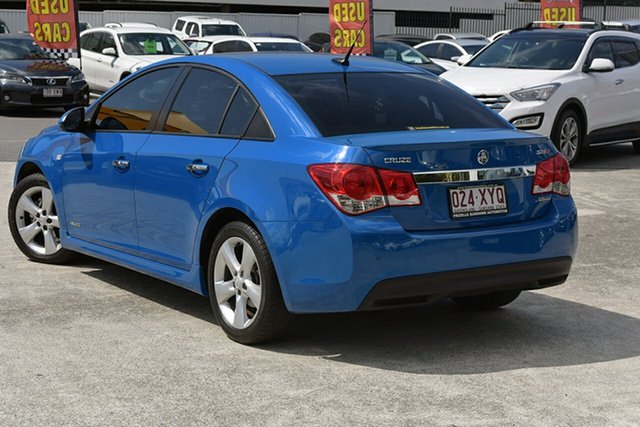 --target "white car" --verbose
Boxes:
[172,16,246,39]
[443,26,640,163]
[69,26,191,92]
[433,32,489,41]
[414,39,488,70]
[185,36,312,54]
